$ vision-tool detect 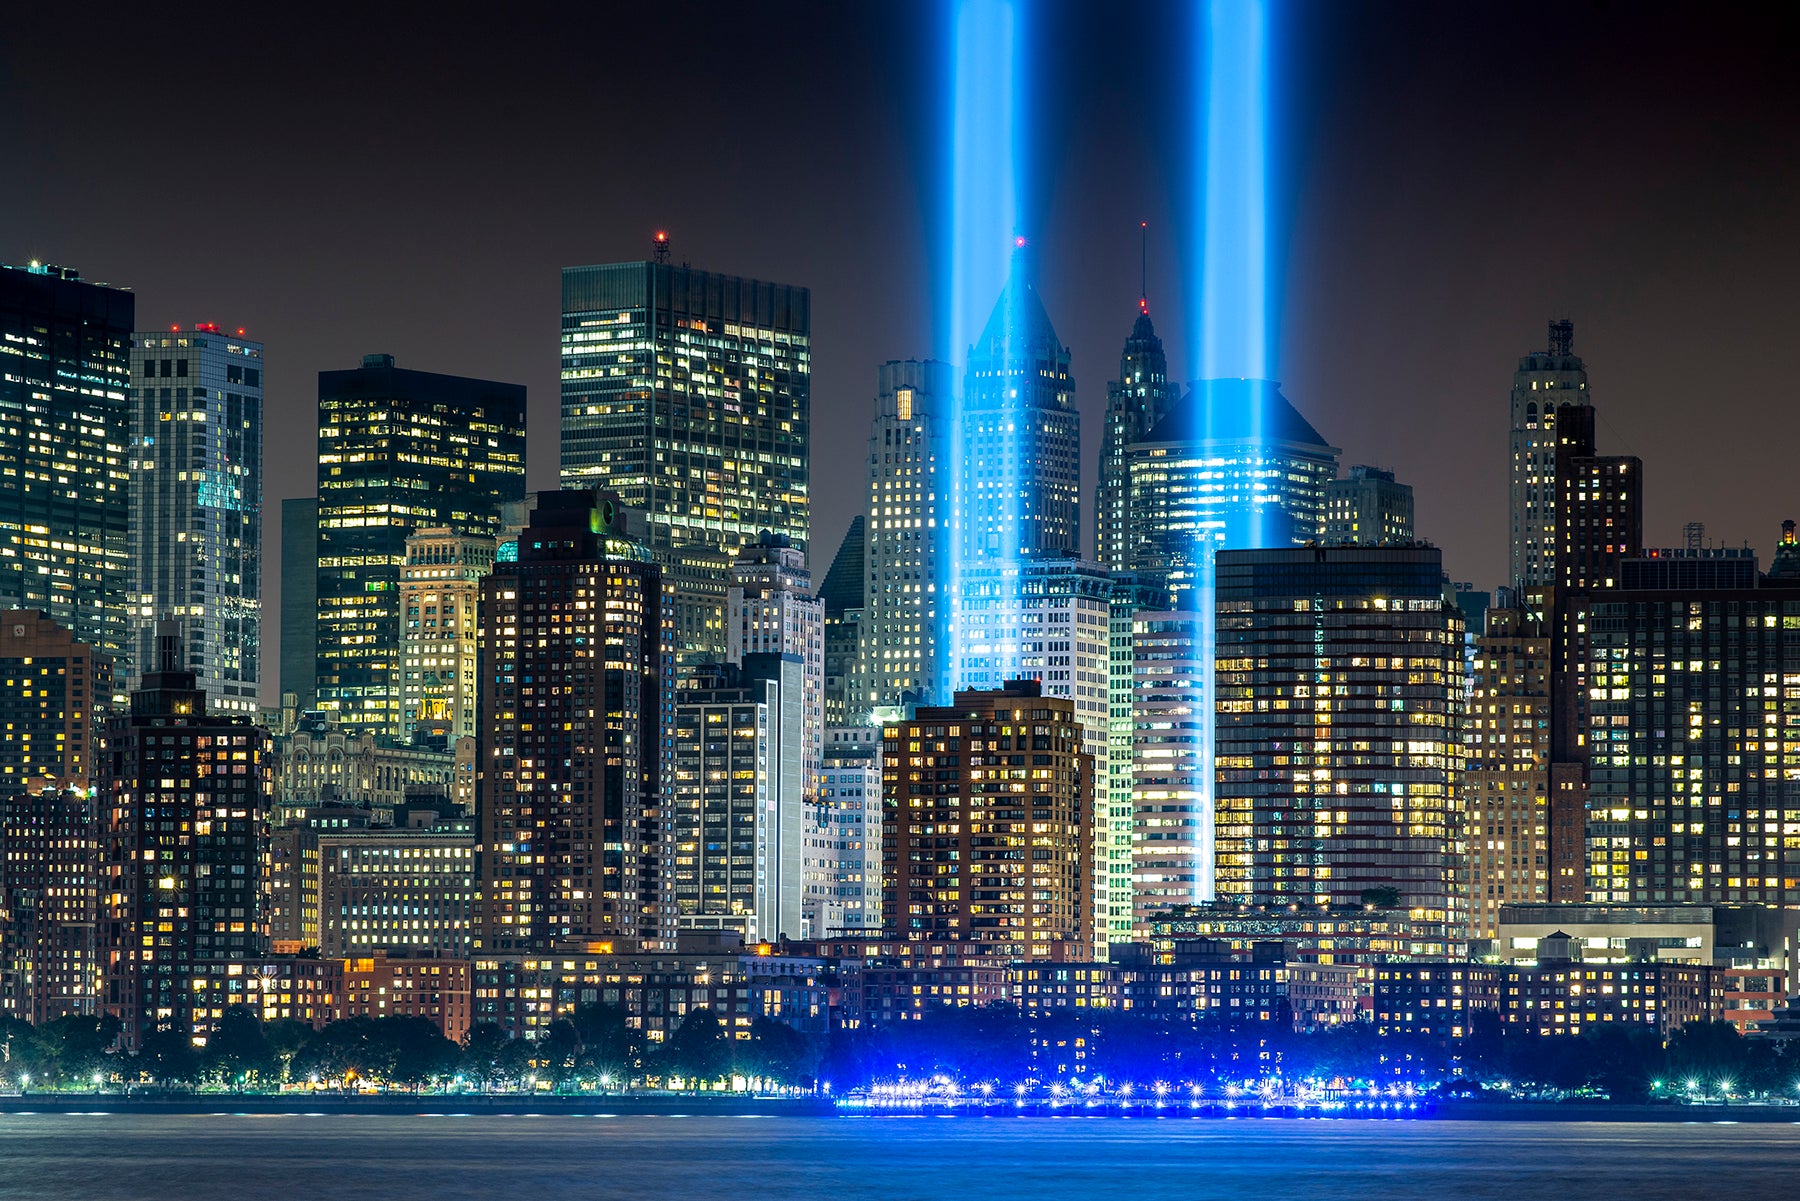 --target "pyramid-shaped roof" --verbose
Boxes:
[969,242,1065,365]
[1145,378,1338,454]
